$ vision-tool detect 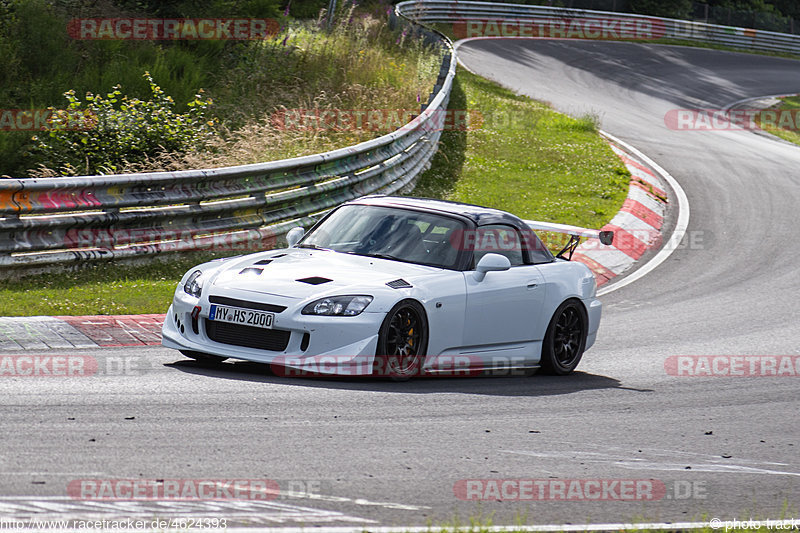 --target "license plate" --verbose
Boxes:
[209,305,274,329]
